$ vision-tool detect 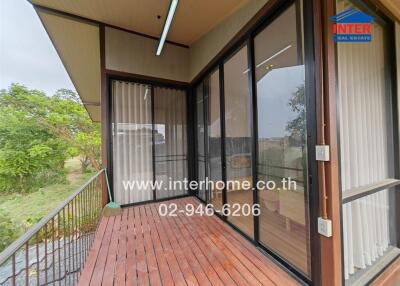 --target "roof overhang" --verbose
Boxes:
[30,0,400,123]
[30,0,251,122]
[36,7,101,121]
